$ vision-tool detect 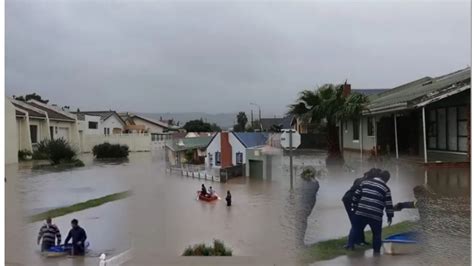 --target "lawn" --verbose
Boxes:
[300,220,416,263]
[29,190,131,223]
